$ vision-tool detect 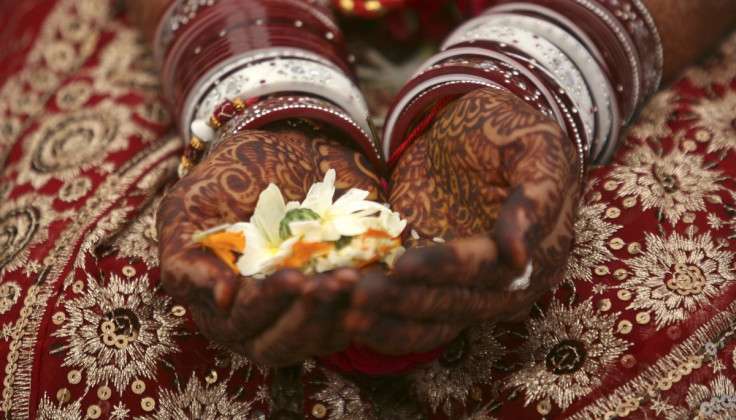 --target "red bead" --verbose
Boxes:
[184,144,204,163]
[212,100,236,124]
